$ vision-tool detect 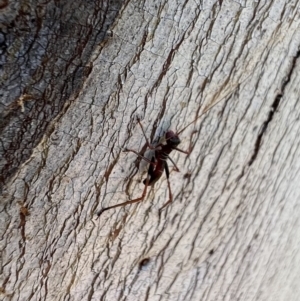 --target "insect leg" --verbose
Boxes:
[123,118,162,165]
[137,118,160,150]
[166,155,180,172]
[97,178,150,217]
[123,148,155,166]
[97,157,155,217]
[174,147,190,154]
[175,130,198,155]
[159,161,173,211]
